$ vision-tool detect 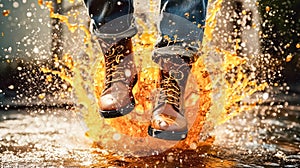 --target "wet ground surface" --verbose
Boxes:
[0,93,300,167]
